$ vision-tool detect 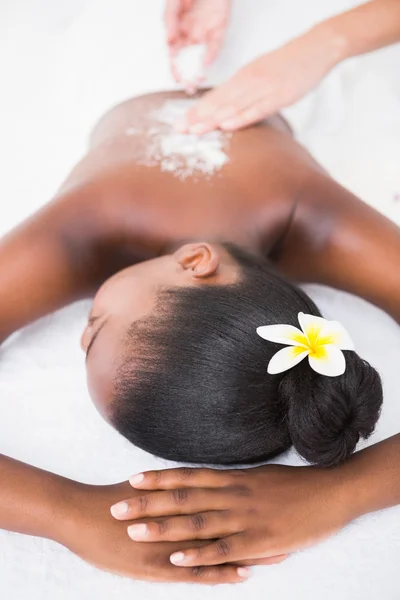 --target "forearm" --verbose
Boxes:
[314,0,400,64]
[0,453,73,541]
[339,434,400,518]
[0,191,101,344]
